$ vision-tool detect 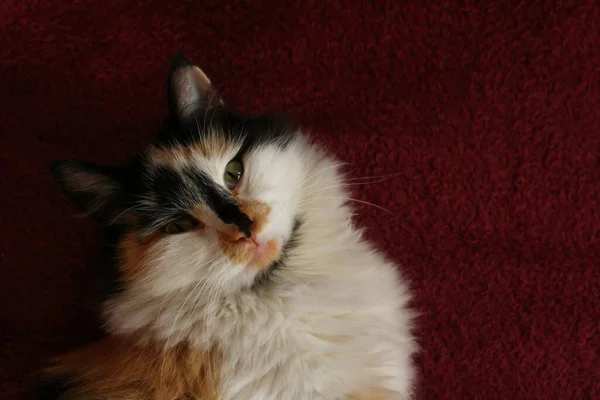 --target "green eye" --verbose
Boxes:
[162,216,198,234]
[224,159,244,189]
